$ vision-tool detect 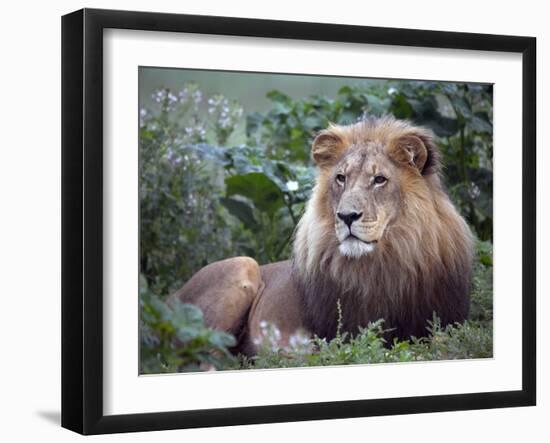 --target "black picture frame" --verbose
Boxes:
[61,8,536,435]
